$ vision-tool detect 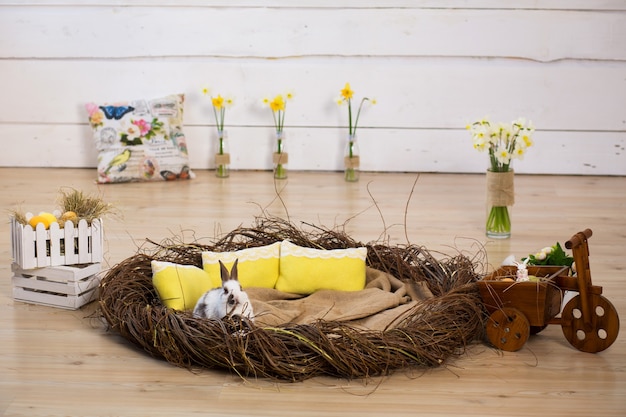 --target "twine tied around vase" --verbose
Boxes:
[486,170,515,206]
